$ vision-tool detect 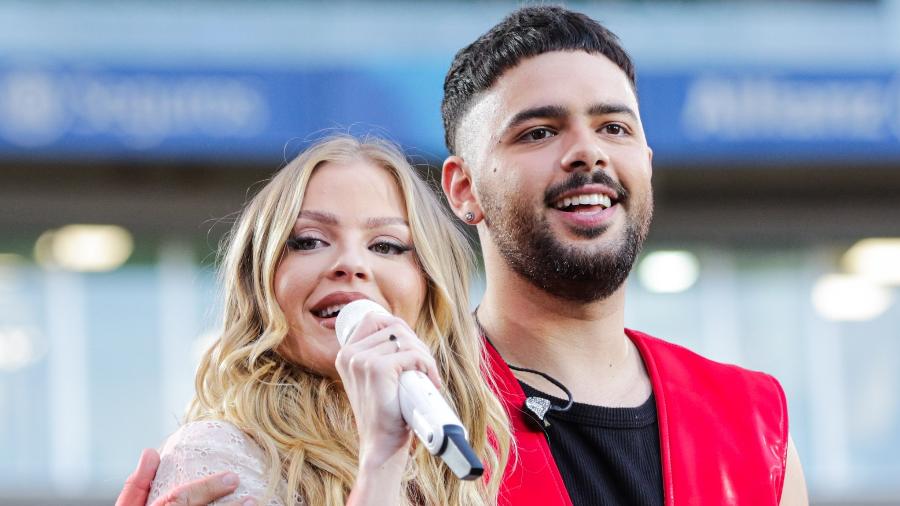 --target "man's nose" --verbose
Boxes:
[559,126,609,172]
